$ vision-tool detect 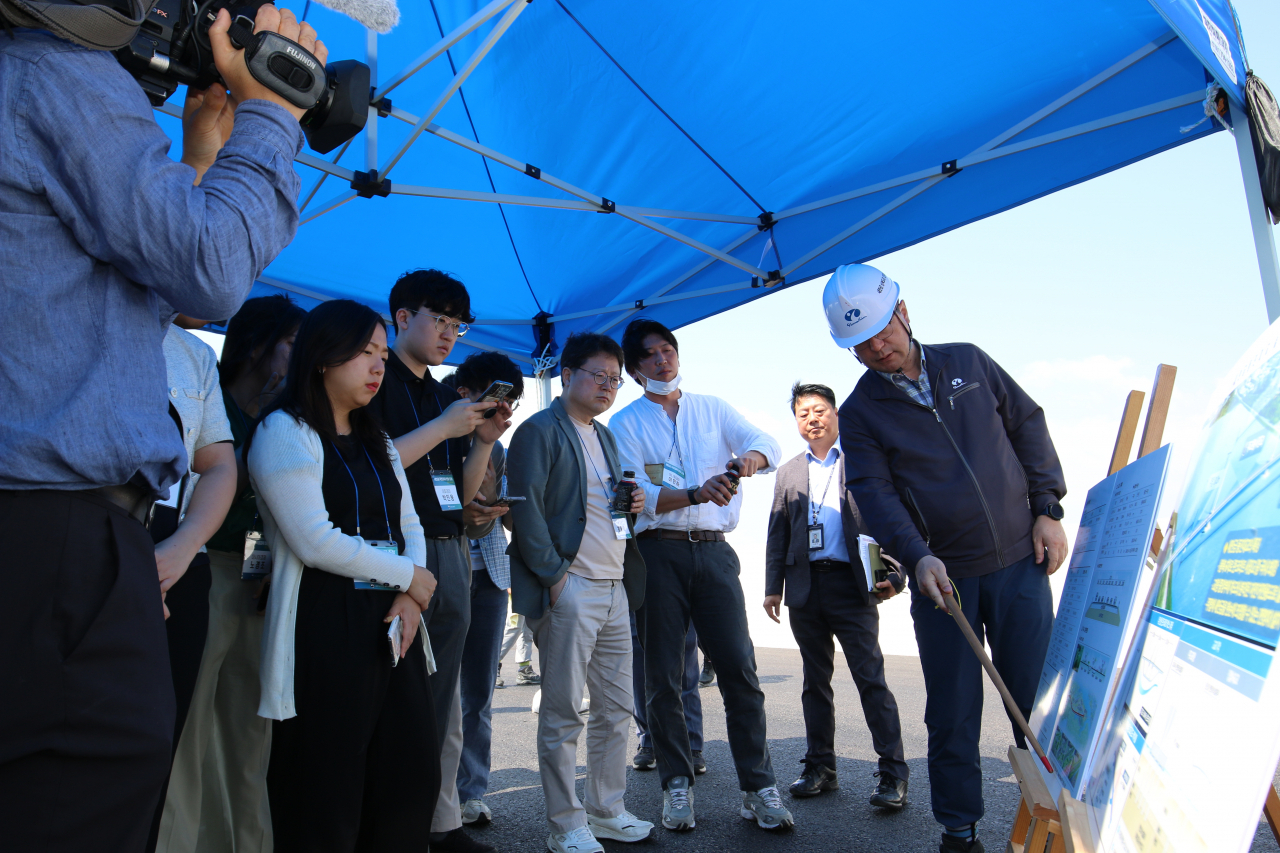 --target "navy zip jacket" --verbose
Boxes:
[838,342,1066,579]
